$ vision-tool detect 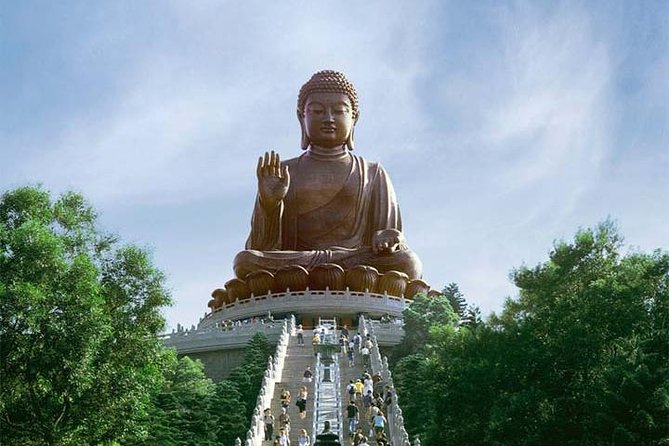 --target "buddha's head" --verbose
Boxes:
[297,70,359,150]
